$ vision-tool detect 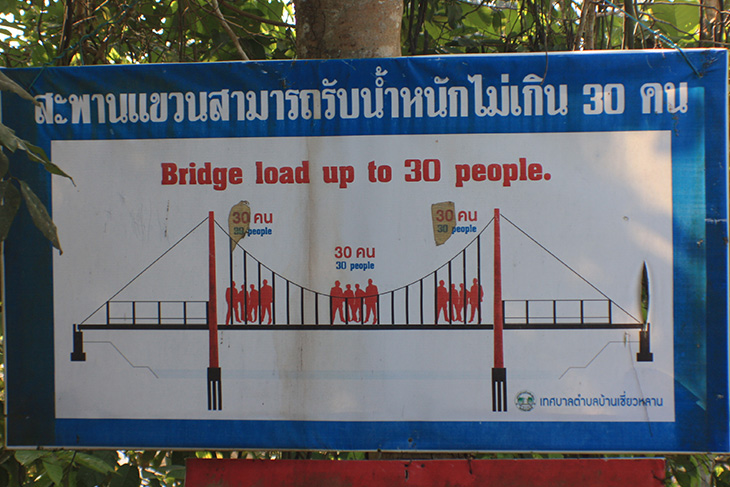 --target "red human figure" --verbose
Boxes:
[344,284,357,322]
[330,280,346,323]
[364,279,379,324]
[468,278,484,323]
[238,284,248,323]
[450,284,464,322]
[260,279,273,324]
[225,281,240,324]
[354,284,365,323]
[454,283,466,322]
[436,280,450,323]
[459,283,467,321]
[247,284,259,322]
